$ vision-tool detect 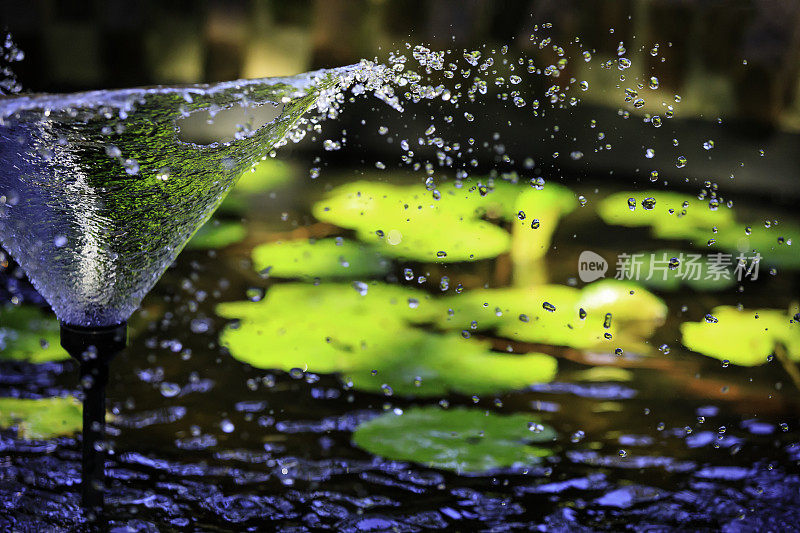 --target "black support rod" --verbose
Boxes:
[60,322,127,514]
